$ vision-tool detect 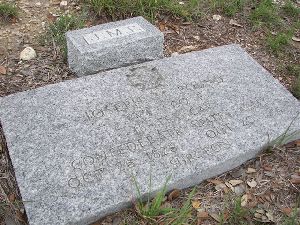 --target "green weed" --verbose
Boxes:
[282,198,300,225]
[286,64,300,77]
[0,3,18,22]
[250,0,281,28]
[266,31,293,54]
[134,175,174,219]
[87,0,201,22]
[282,1,300,19]
[166,188,196,225]
[218,195,249,225]
[227,197,248,224]
[210,0,246,16]
[266,114,300,152]
[46,14,85,59]
[133,175,195,224]
[292,76,300,99]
